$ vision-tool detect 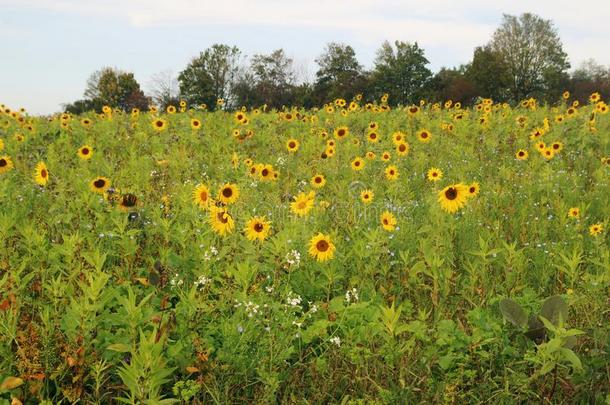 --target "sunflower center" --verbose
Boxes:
[421,132,428,138]
[316,240,329,252]
[315,177,322,183]
[399,144,406,152]
[200,191,208,201]
[94,179,106,188]
[553,144,559,150]
[469,187,475,193]
[41,169,48,178]
[222,187,233,198]
[355,161,360,166]
[156,121,163,127]
[338,129,345,136]
[383,219,388,225]
[217,211,229,224]
[82,148,89,154]
[297,201,307,209]
[0,159,6,167]
[518,151,524,156]
[254,223,264,232]
[445,187,458,200]
[261,169,269,177]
